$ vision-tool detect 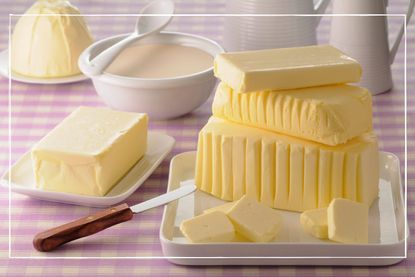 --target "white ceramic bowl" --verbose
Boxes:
[79,32,224,119]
